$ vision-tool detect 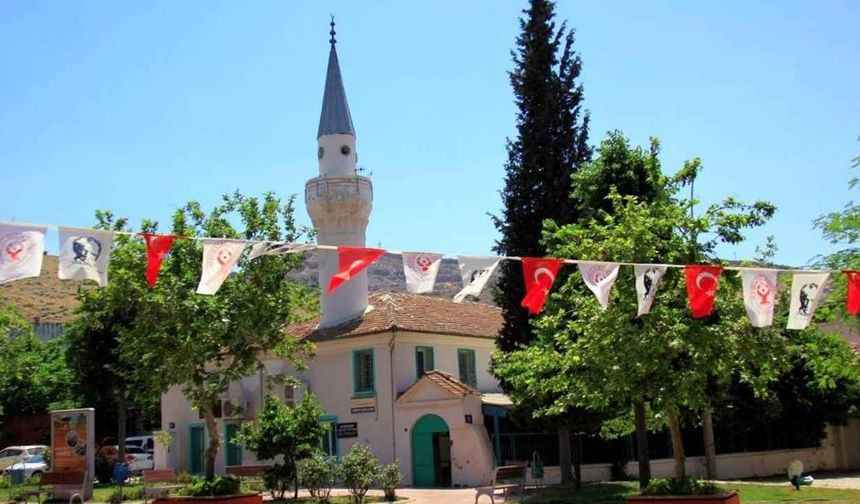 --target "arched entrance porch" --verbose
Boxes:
[411,414,452,487]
